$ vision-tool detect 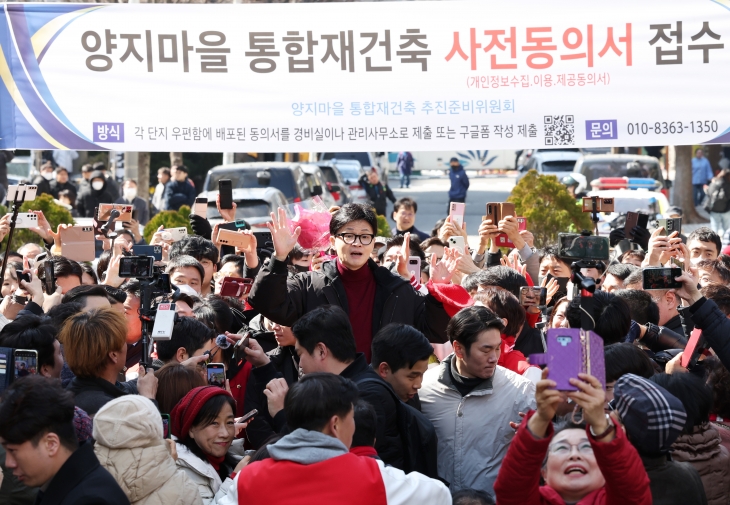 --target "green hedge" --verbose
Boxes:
[143,205,193,243]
